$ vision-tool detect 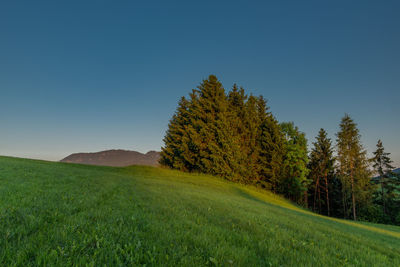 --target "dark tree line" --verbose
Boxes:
[160,75,400,225]
[371,140,400,224]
